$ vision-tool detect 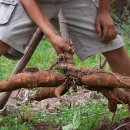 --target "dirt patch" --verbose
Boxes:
[8,88,92,110]
[95,117,130,130]
[31,117,130,130]
[33,122,62,130]
[6,90,130,130]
